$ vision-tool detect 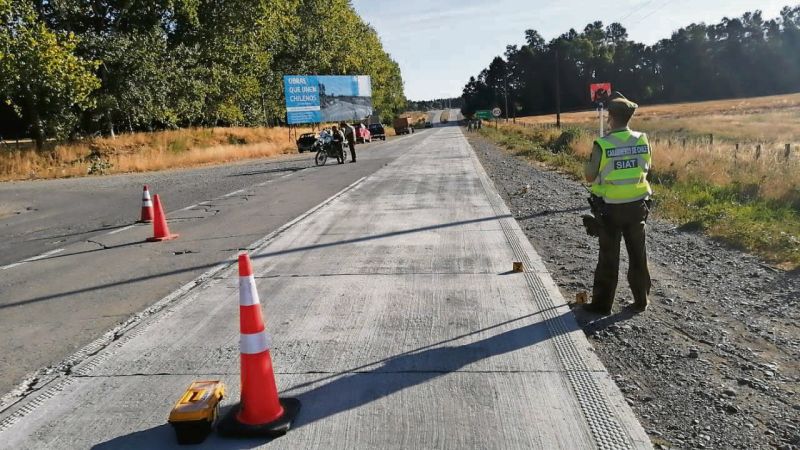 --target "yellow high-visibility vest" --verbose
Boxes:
[590,129,652,203]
